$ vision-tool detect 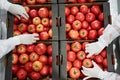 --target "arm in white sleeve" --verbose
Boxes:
[0,36,20,59]
[98,71,120,80]
[0,0,12,10]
